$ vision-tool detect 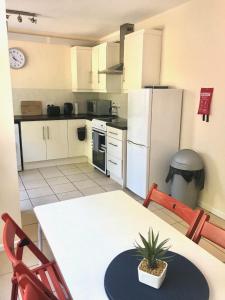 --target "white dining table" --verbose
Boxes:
[34,190,225,300]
